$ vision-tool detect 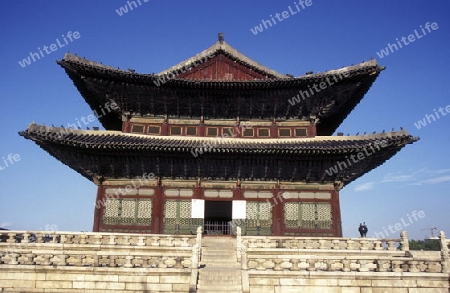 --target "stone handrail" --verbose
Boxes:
[191,226,202,268]
[241,236,402,251]
[439,231,450,274]
[0,230,196,247]
[0,230,200,270]
[236,231,450,274]
[245,256,443,273]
